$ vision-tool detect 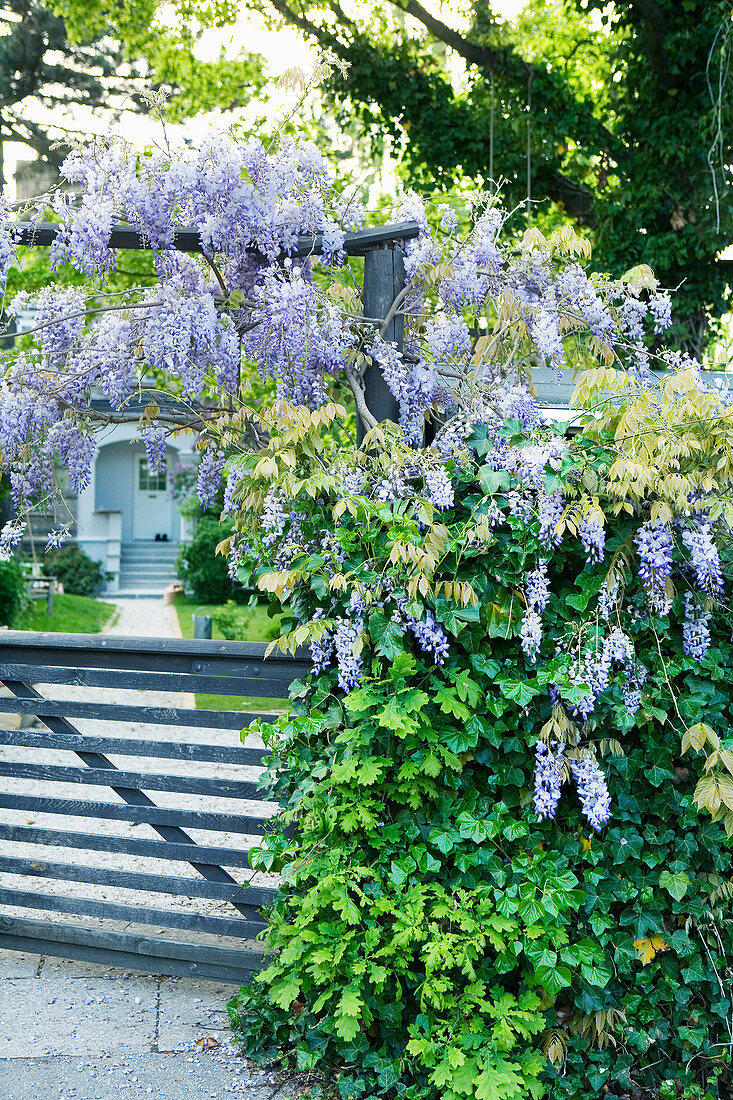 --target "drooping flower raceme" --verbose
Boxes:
[569,755,612,830]
[533,741,565,821]
[196,450,226,510]
[635,520,673,614]
[334,615,364,693]
[579,516,605,563]
[682,521,724,597]
[683,592,712,662]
